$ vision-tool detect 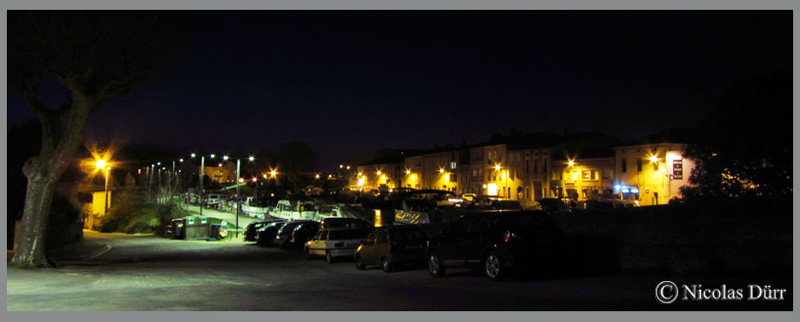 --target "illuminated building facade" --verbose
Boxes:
[482,144,508,197]
[506,147,553,201]
[402,155,424,189]
[356,157,404,192]
[550,155,615,200]
[201,161,237,184]
[612,128,698,205]
[354,128,696,205]
[421,149,460,192]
